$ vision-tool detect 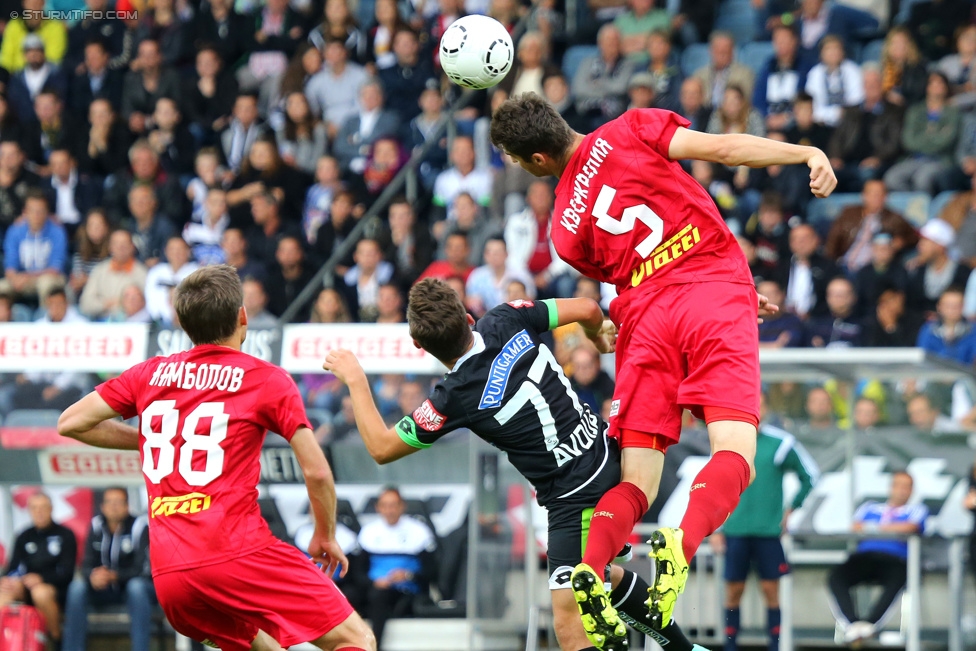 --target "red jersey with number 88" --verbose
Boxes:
[96,344,310,576]
[551,109,753,297]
